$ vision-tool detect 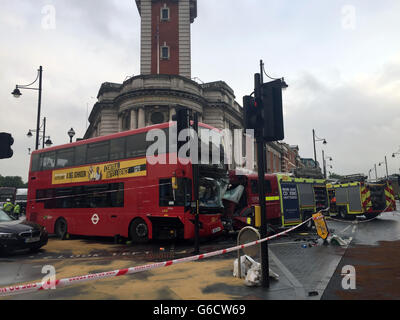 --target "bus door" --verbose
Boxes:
[279,182,301,226]
[80,183,124,237]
